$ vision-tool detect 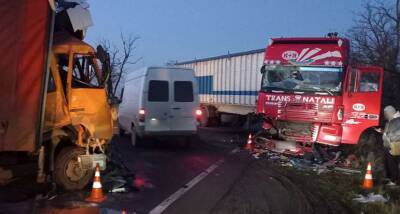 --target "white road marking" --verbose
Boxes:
[149,159,224,214]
